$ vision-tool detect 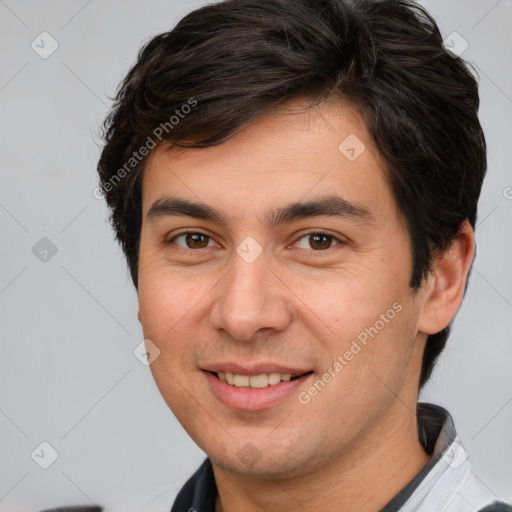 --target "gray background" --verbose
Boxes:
[0,1,511,511]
